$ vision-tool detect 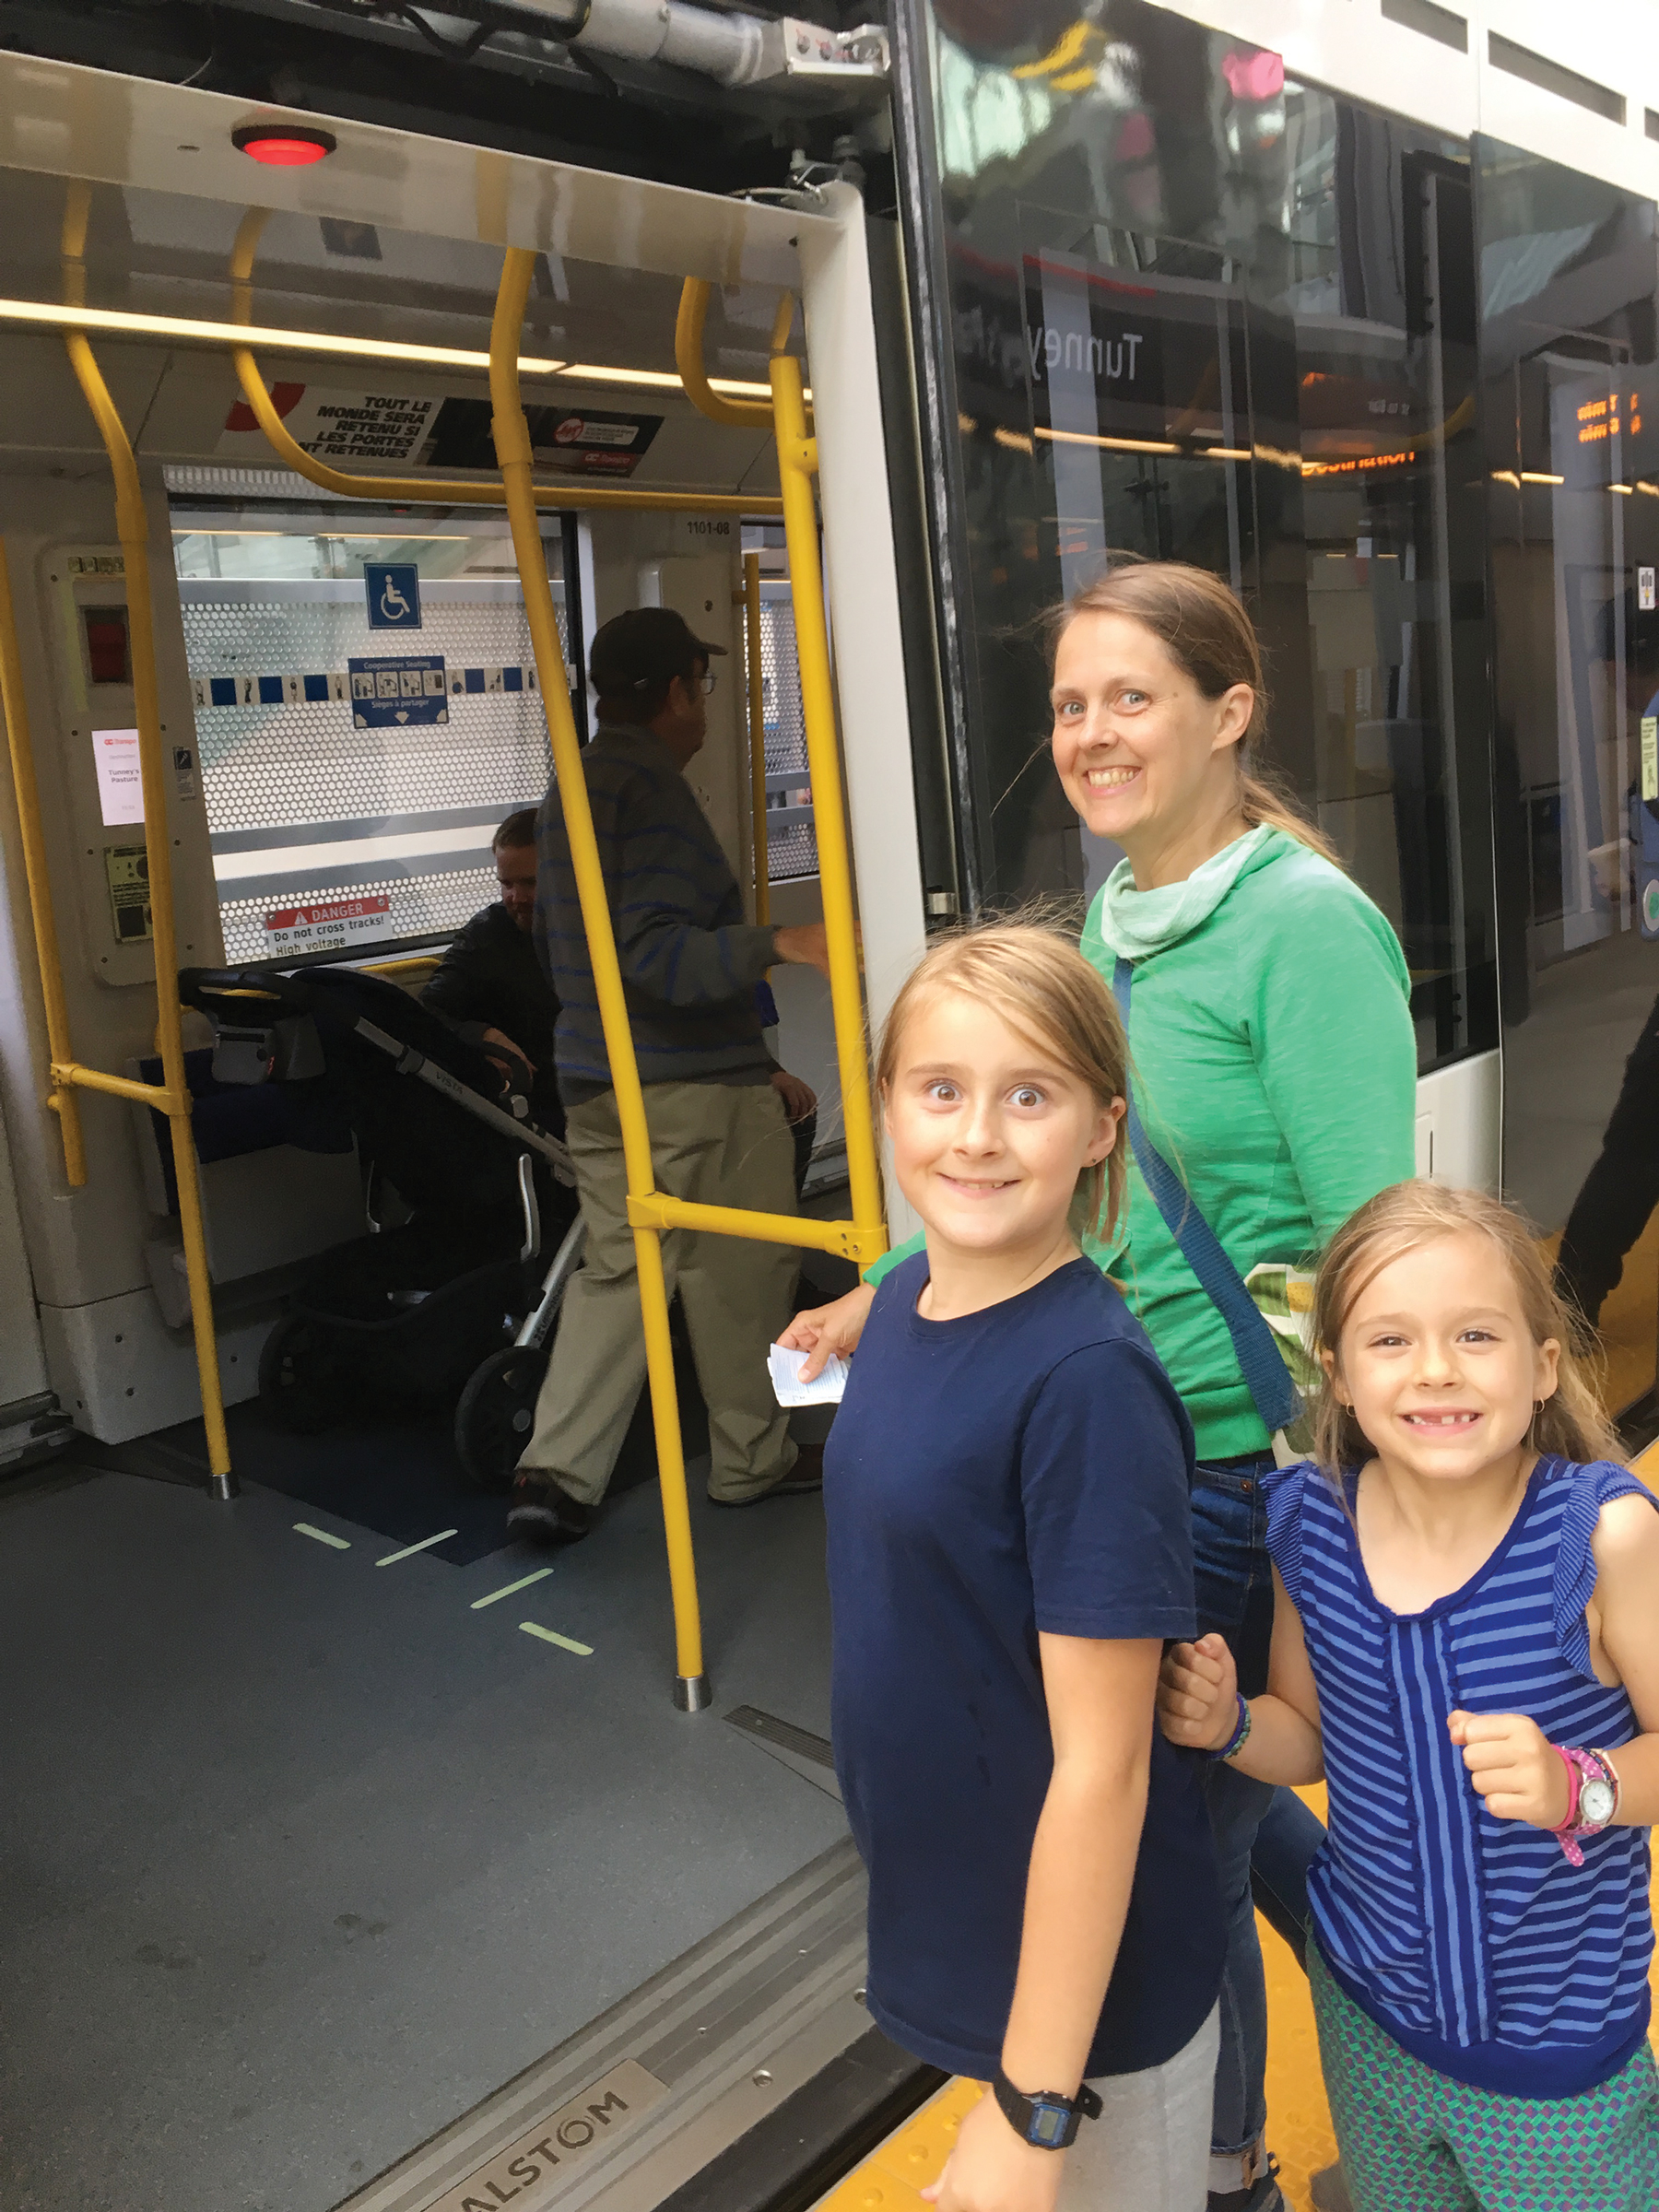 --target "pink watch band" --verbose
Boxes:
[1551,1746,1607,1867]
